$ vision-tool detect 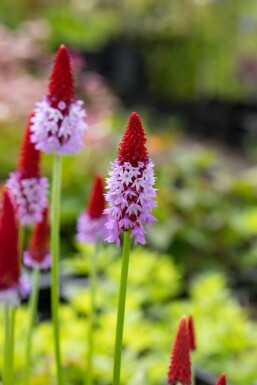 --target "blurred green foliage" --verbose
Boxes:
[1,0,257,99]
[1,245,257,384]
